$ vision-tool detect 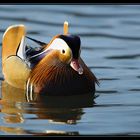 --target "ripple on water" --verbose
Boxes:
[36,7,140,18]
[96,90,118,94]
[0,16,63,27]
[106,54,140,60]
[137,76,140,79]
[122,20,140,26]
[98,78,119,81]
[129,89,140,92]
[94,103,140,108]
[122,67,139,70]
[76,32,140,41]
[89,66,115,69]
